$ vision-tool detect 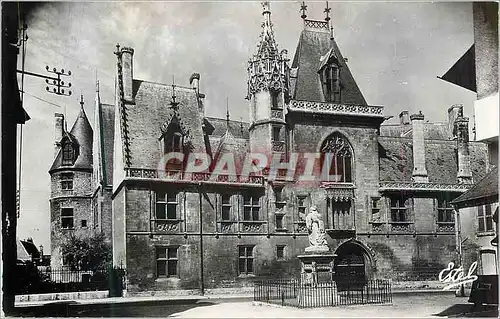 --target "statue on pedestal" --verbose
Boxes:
[305,206,329,252]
